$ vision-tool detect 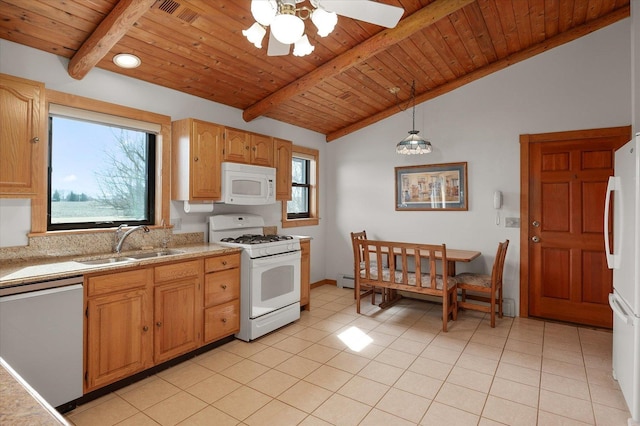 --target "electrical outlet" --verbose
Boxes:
[170,218,182,231]
[505,217,520,228]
